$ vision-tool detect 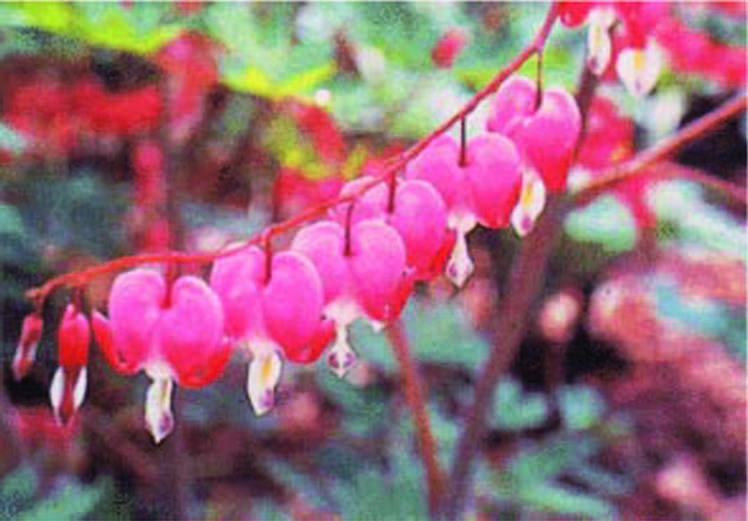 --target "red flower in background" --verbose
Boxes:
[431,29,467,69]
[575,96,656,231]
